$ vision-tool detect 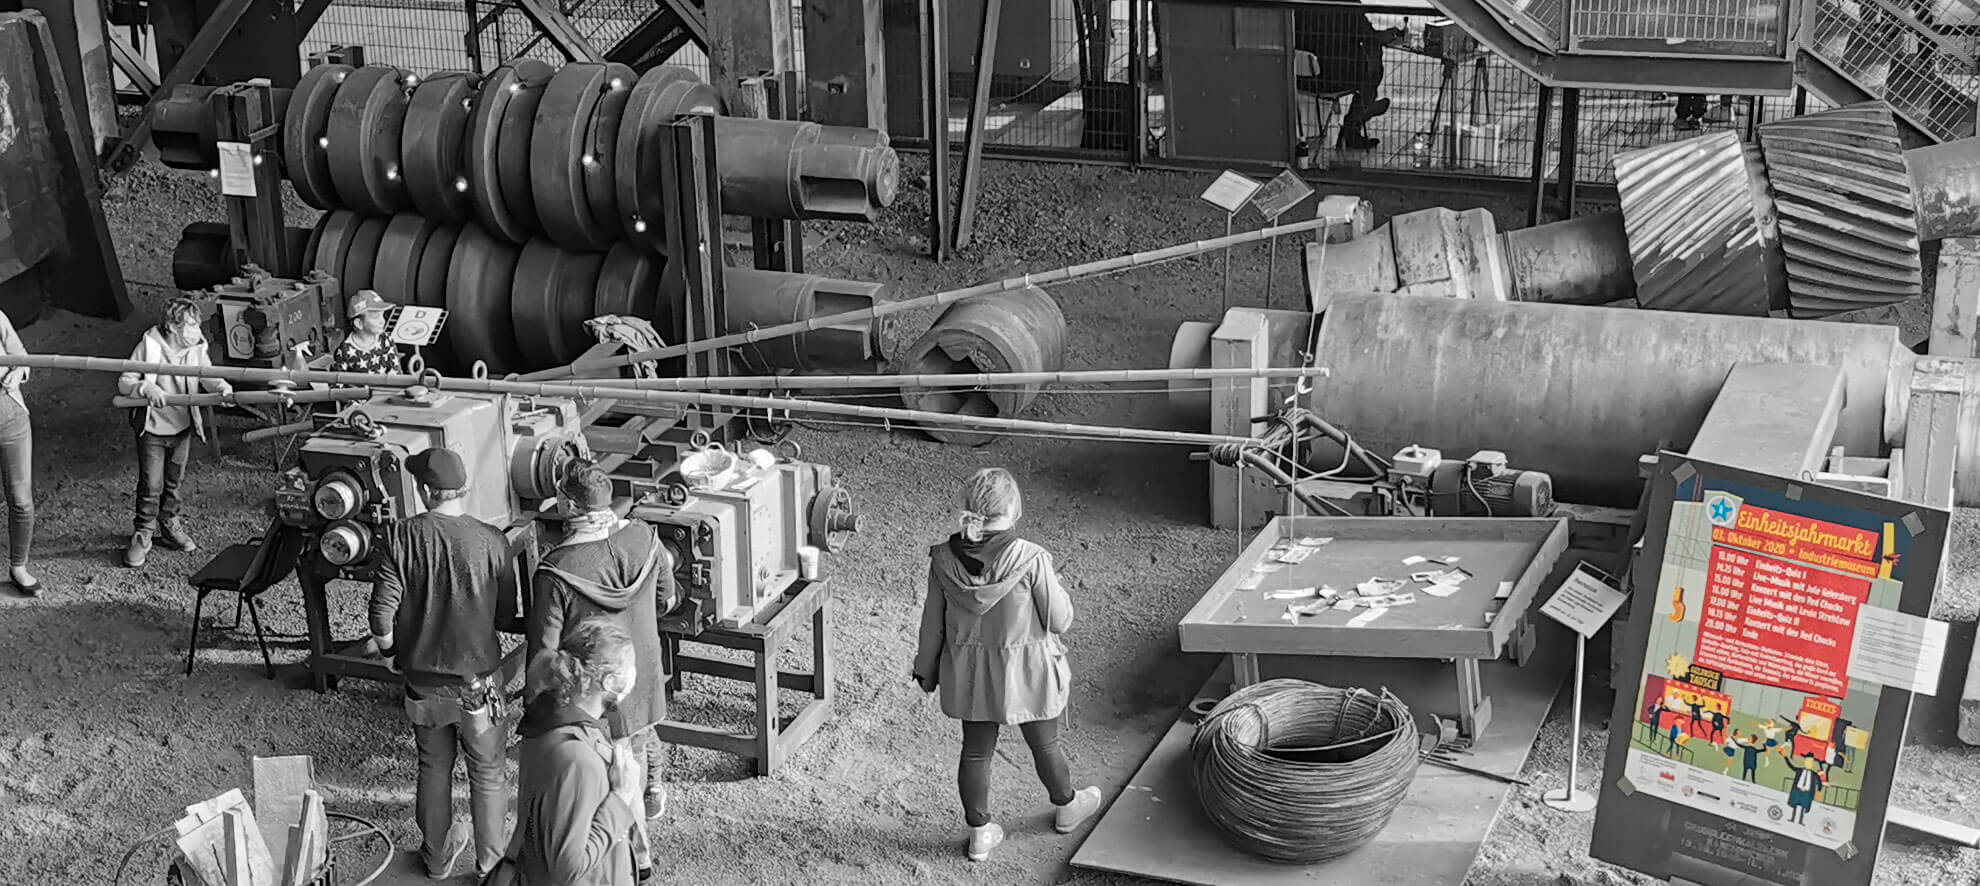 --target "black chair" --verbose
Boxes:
[185,518,306,678]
